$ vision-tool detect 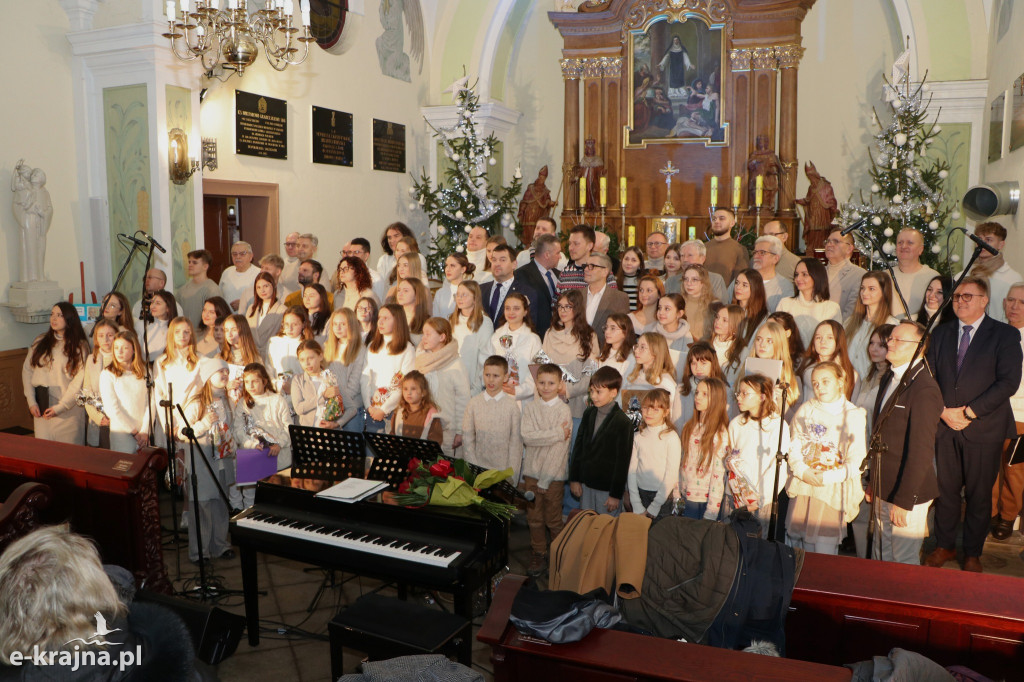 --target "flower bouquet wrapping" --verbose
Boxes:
[316,369,343,423]
[392,456,518,520]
